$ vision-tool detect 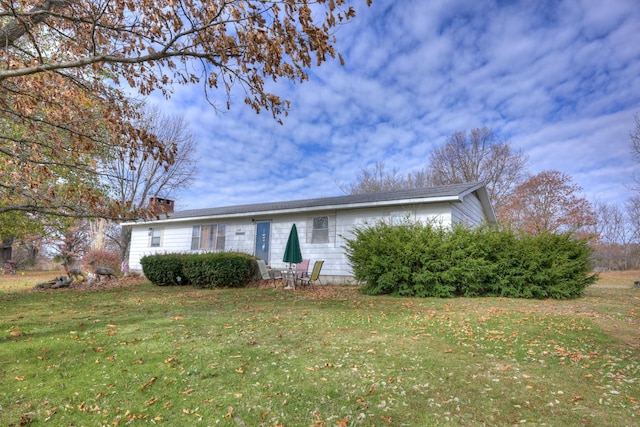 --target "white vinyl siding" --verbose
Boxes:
[451,193,485,226]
